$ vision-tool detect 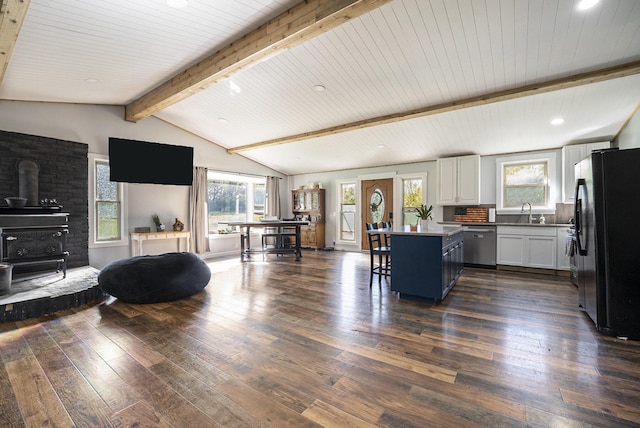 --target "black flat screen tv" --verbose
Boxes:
[108,137,193,185]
